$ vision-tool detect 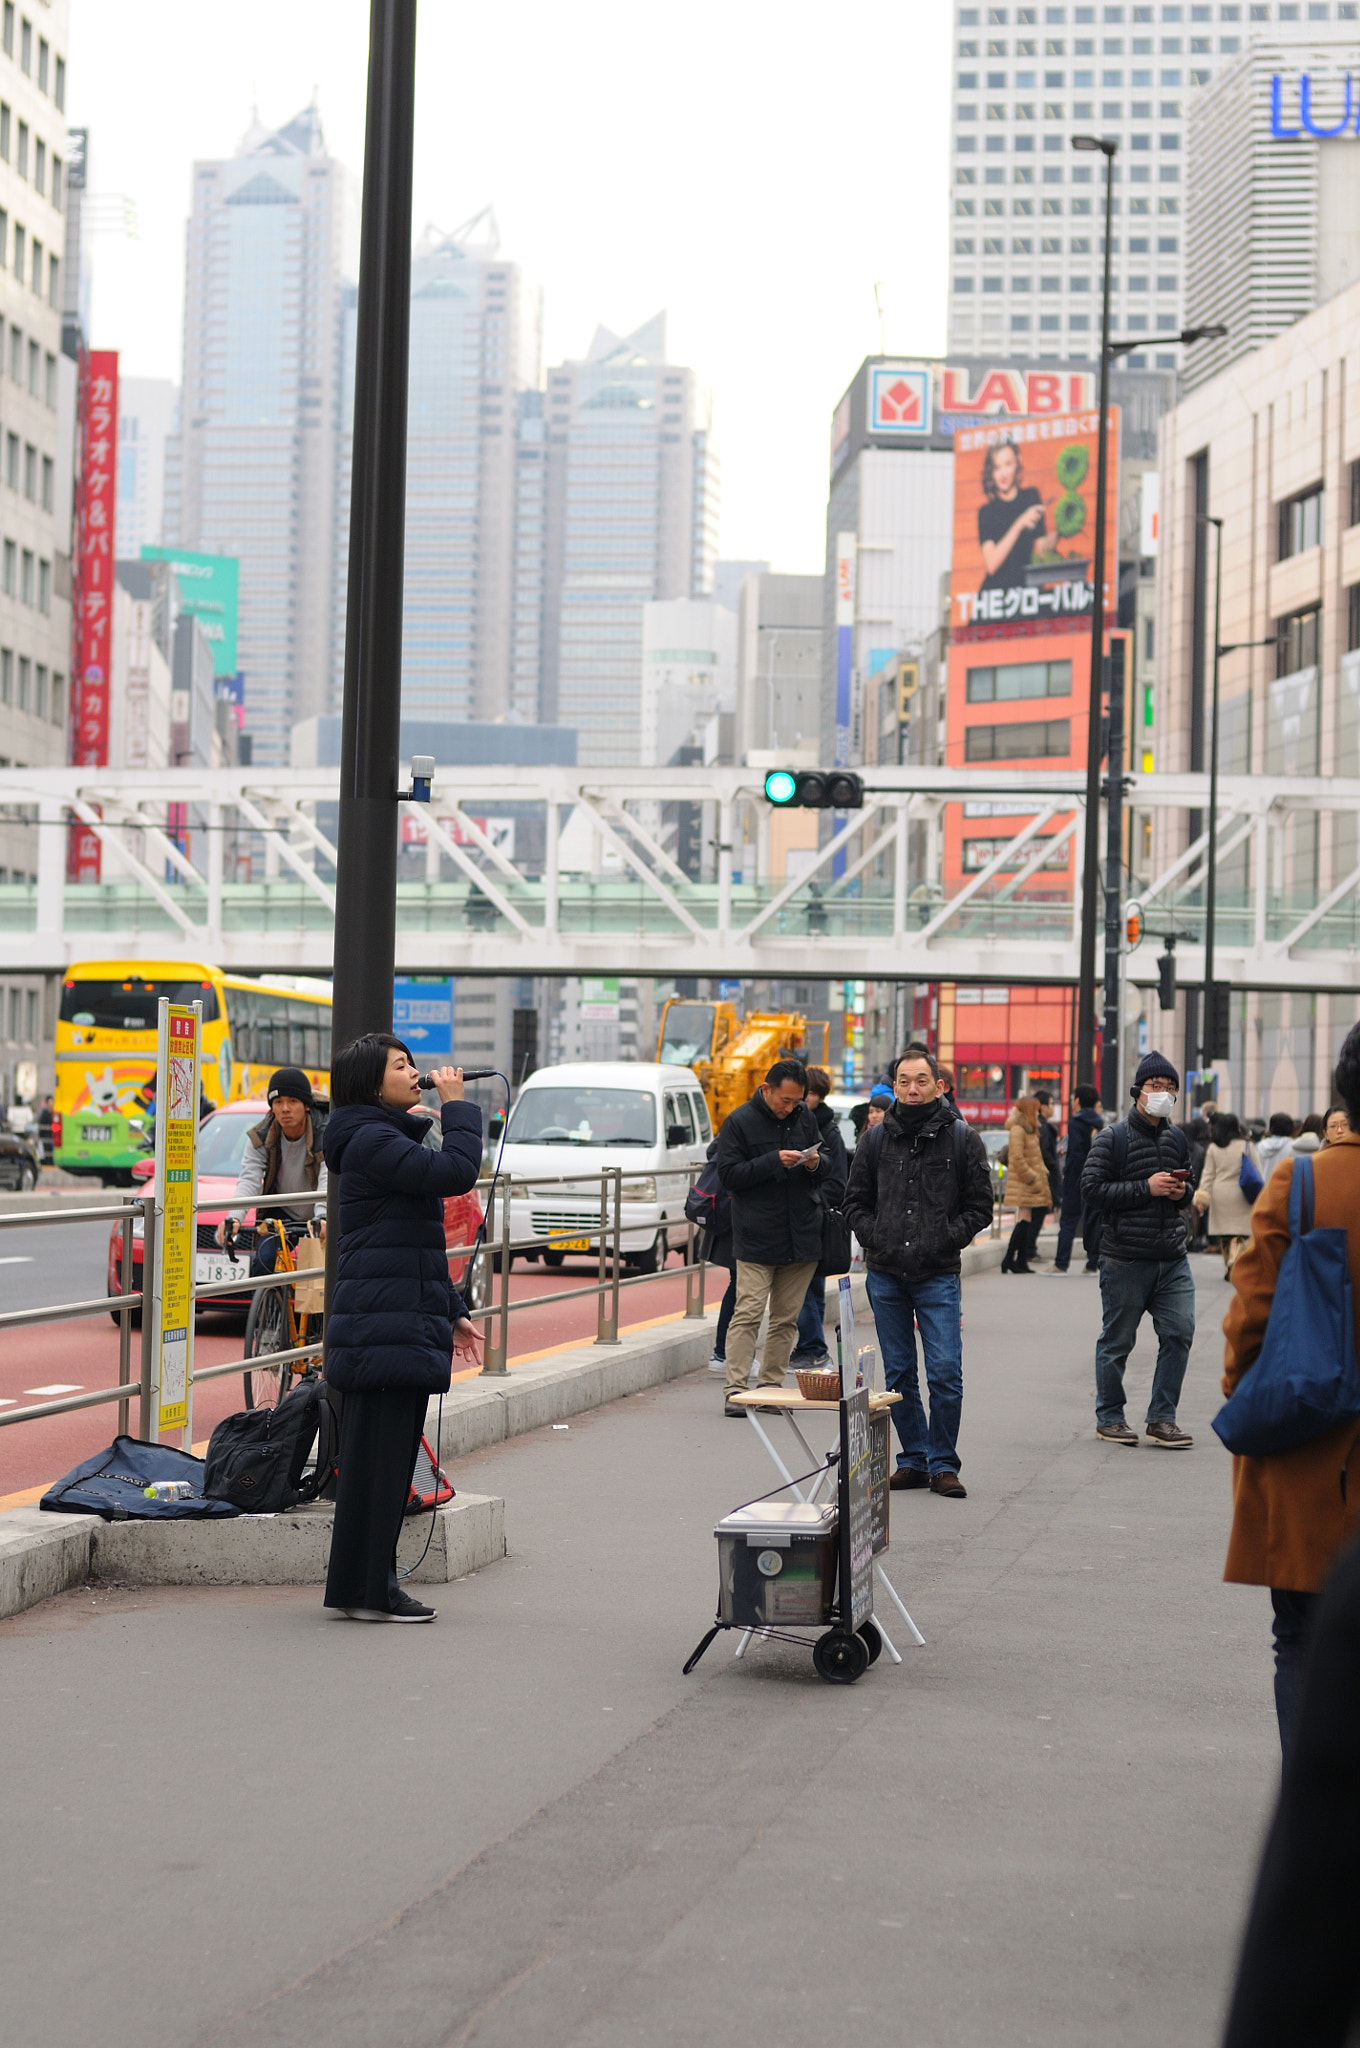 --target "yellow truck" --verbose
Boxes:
[655,997,830,1132]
